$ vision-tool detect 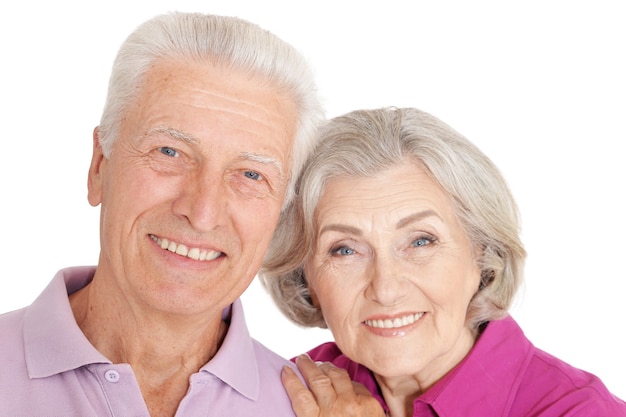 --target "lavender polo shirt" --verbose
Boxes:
[307,316,626,416]
[0,266,299,416]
